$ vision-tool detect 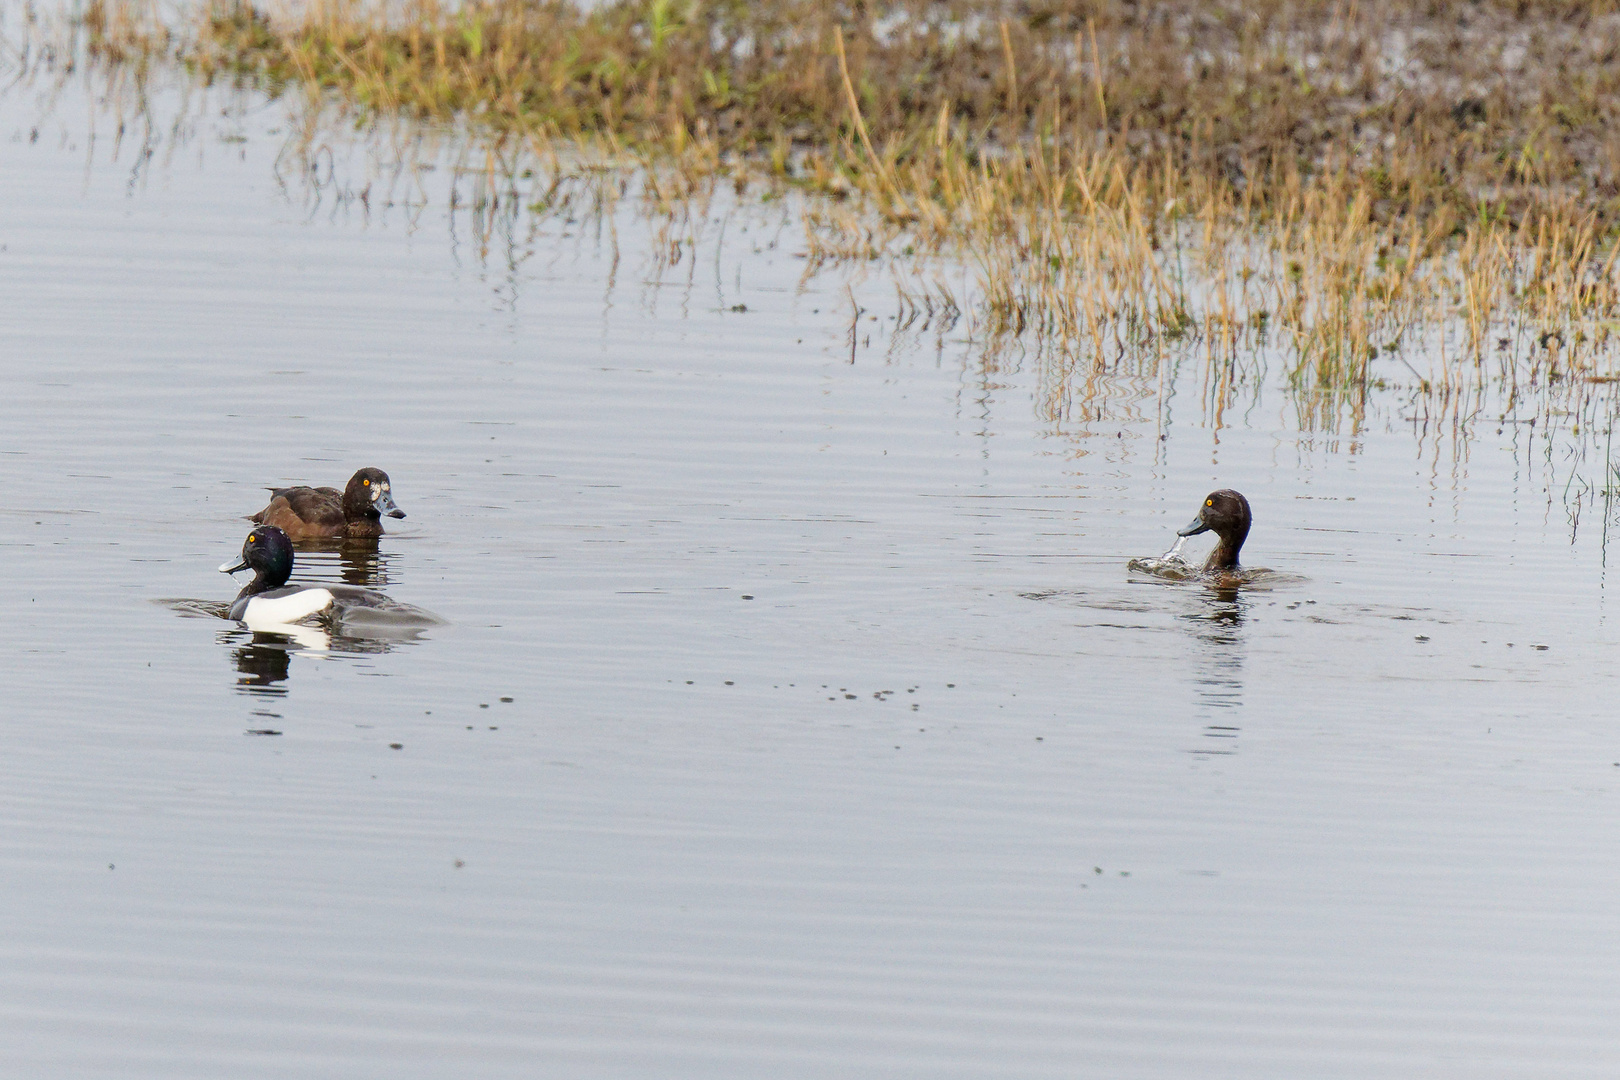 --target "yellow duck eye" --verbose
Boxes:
[248,534,257,543]
[363,478,370,486]
[1206,499,1213,506]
